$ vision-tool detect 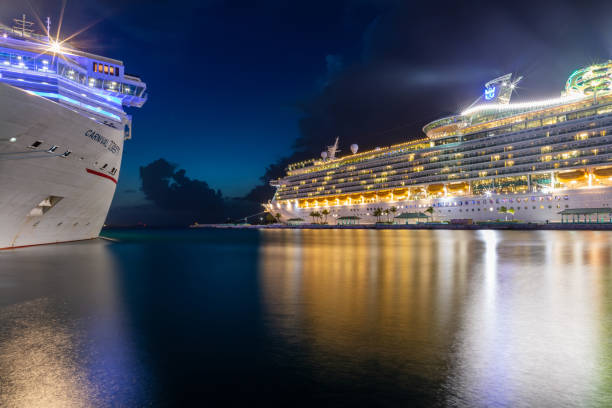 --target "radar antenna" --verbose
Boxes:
[12,14,34,37]
[327,137,340,160]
